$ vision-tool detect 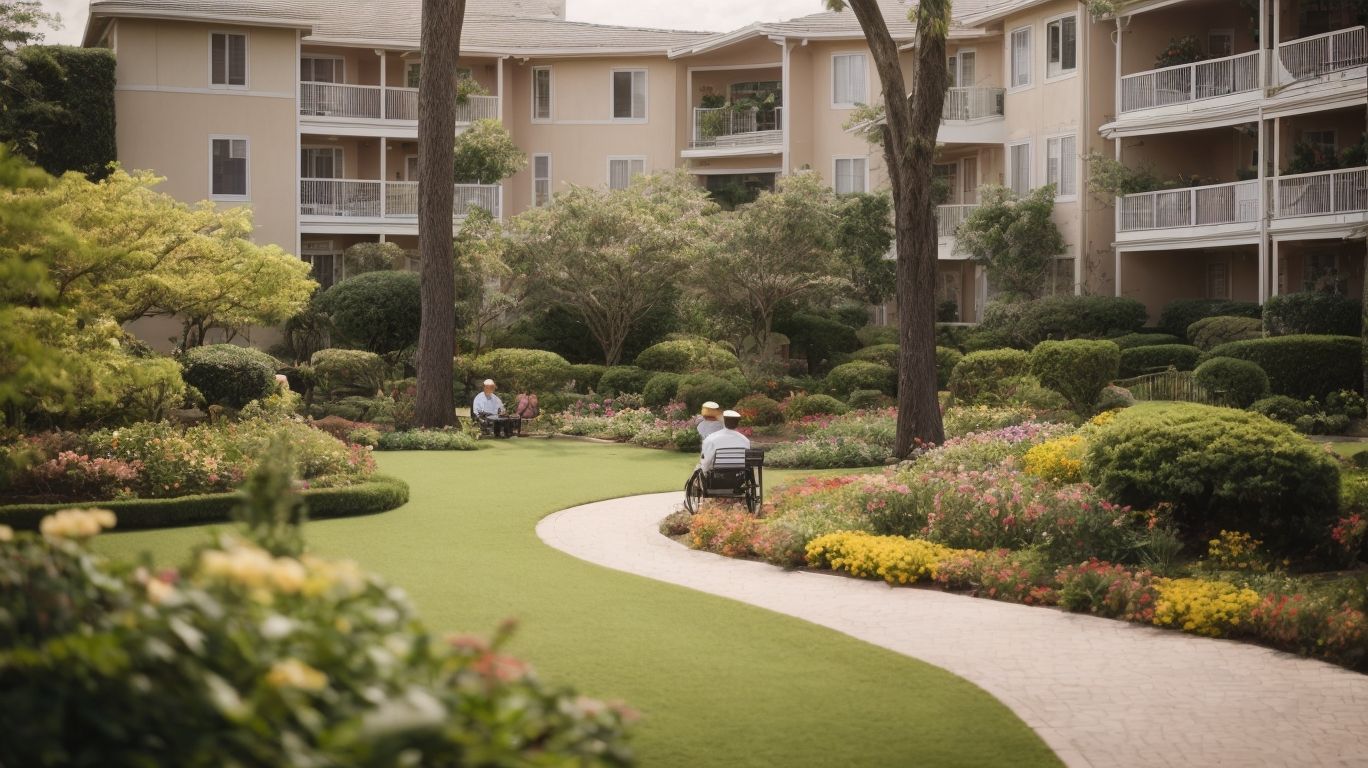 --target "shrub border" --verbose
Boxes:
[0,474,410,532]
